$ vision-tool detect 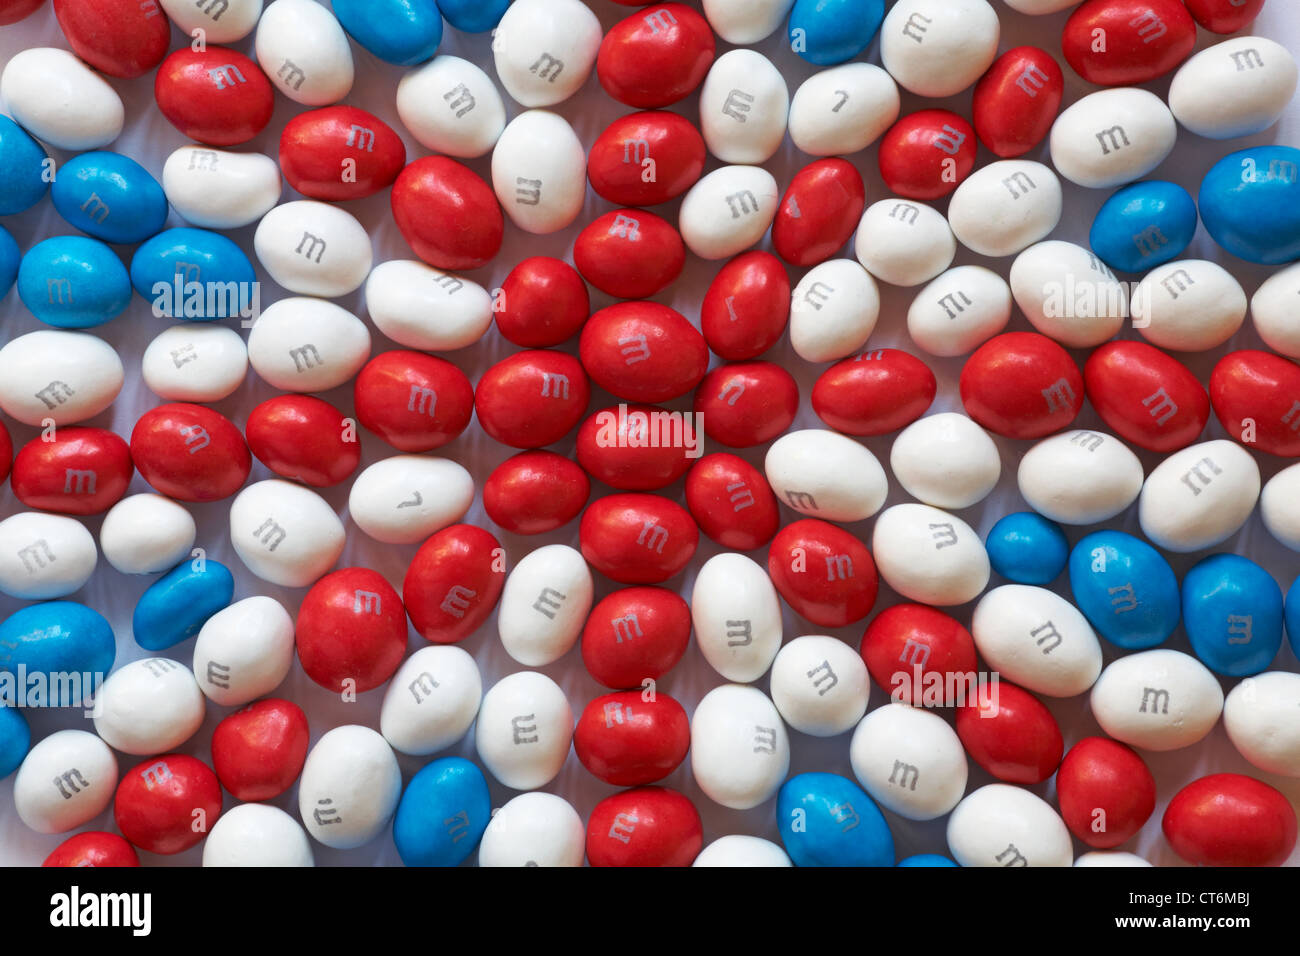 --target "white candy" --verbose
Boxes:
[764,429,888,522]
[396,55,506,158]
[1074,851,1152,867]
[890,413,1000,510]
[93,658,206,756]
[690,684,790,809]
[99,494,195,576]
[254,0,354,106]
[849,702,967,821]
[1089,648,1223,751]
[948,161,1062,257]
[702,0,795,44]
[972,585,1103,698]
[228,479,346,587]
[1050,88,1177,189]
[1138,439,1260,553]
[492,0,601,108]
[13,730,117,834]
[246,297,371,393]
[691,553,782,682]
[298,725,401,850]
[162,146,281,231]
[1262,464,1300,552]
[365,260,492,352]
[498,544,593,667]
[348,456,474,545]
[380,646,482,757]
[192,596,295,707]
[1169,37,1297,140]
[947,784,1073,868]
[203,804,315,867]
[142,324,249,403]
[873,504,990,606]
[693,835,792,867]
[907,265,1011,357]
[0,330,123,427]
[161,0,263,43]
[770,635,869,737]
[254,201,371,298]
[788,259,881,364]
[1010,241,1129,348]
[0,48,123,150]
[0,513,96,599]
[854,199,955,287]
[788,64,899,158]
[678,165,779,261]
[880,0,1000,98]
[700,49,789,165]
[475,671,573,791]
[478,792,585,867]
[1224,672,1300,777]
[1002,0,1079,11]
[1017,429,1144,525]
[491,110,585,235]
[1252,262,1300,358]
[1132,259,1247,352]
